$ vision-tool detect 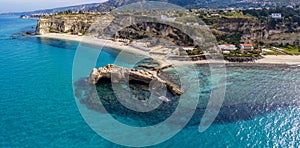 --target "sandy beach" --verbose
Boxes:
[37,33,149,56]
[255,55,300,65]
[37,33,300,65]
